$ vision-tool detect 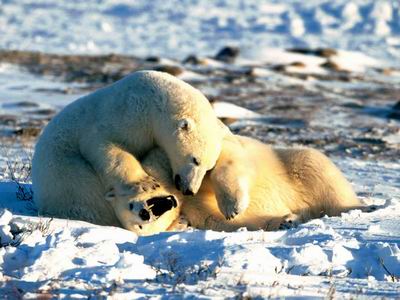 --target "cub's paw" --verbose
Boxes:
[278,213,300,230]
